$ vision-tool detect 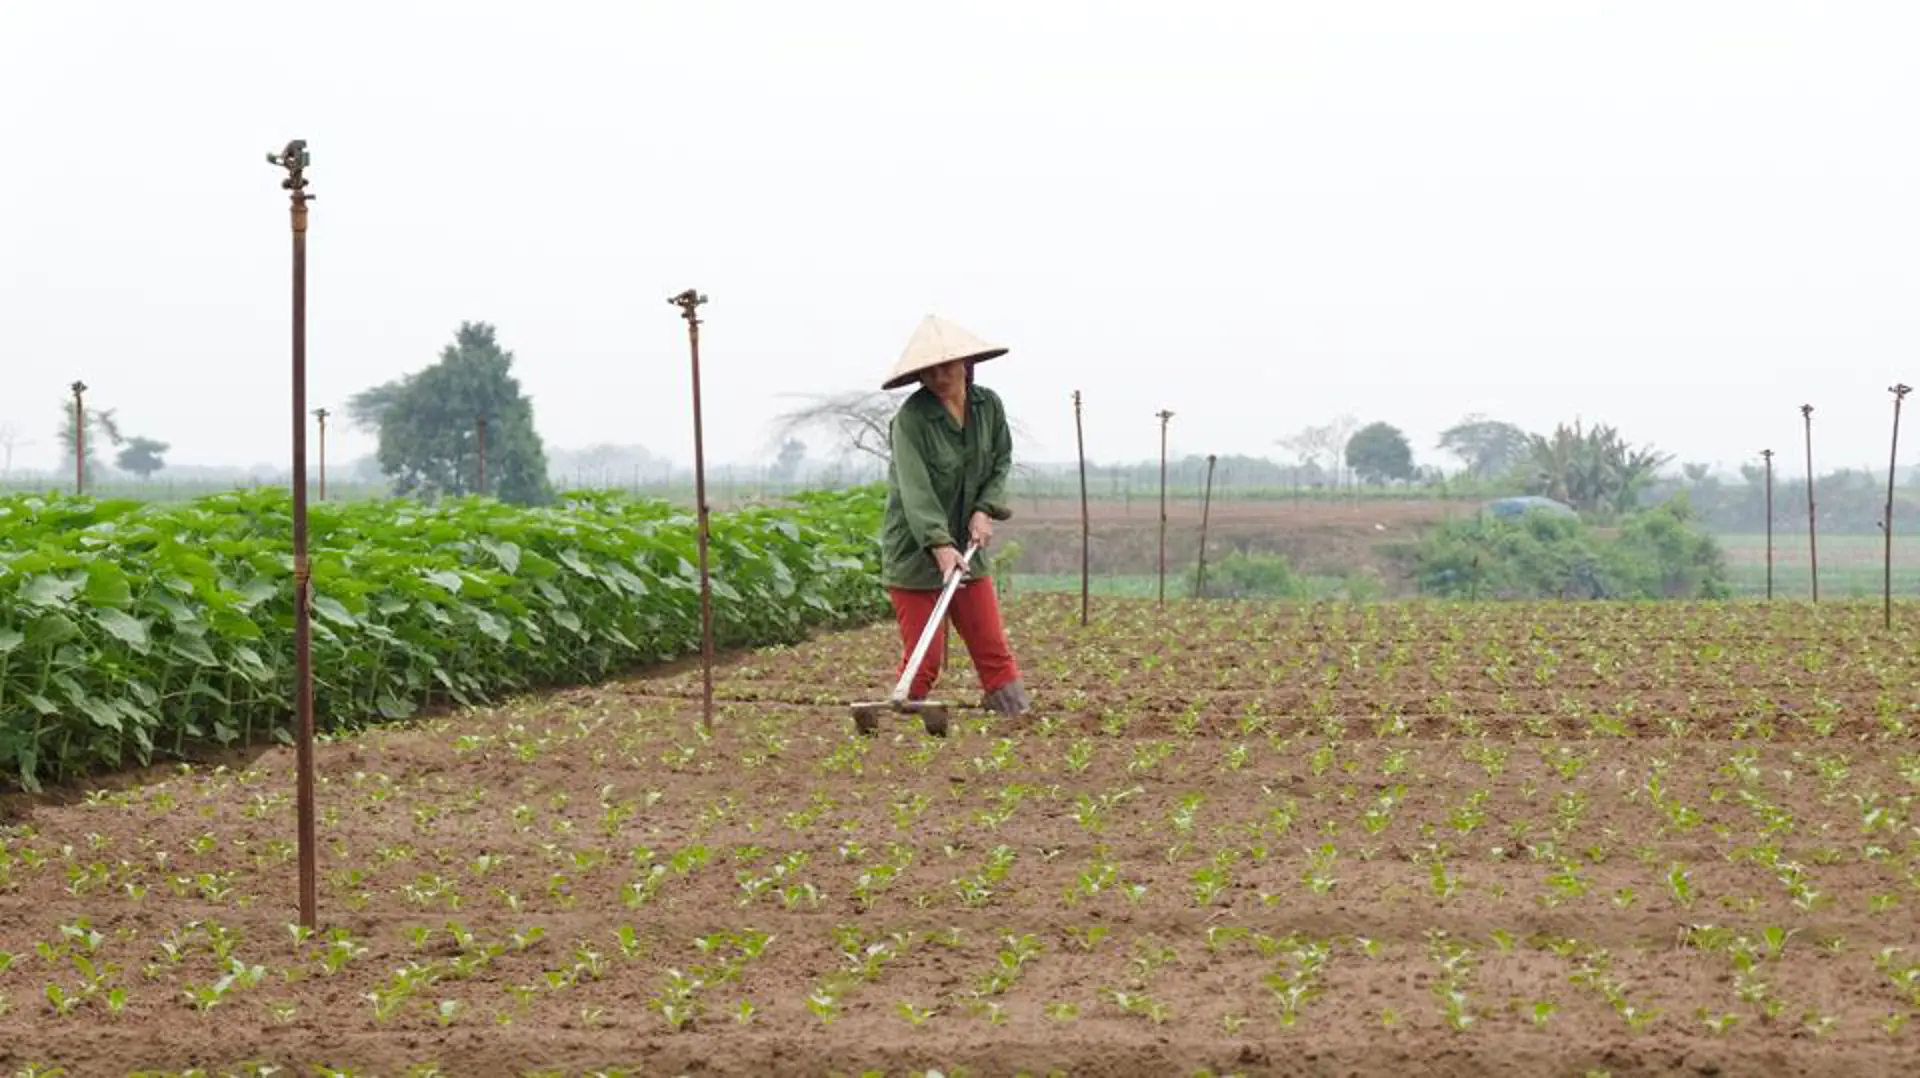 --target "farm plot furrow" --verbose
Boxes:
[1,594,1917,1076]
